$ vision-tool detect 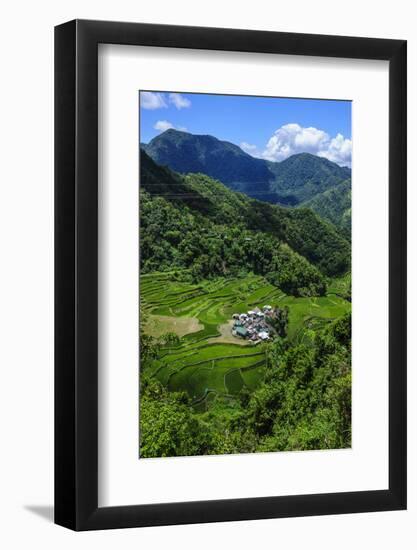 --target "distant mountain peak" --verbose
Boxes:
[278,151,350,170]
[157,128,190,138]
[149,128,247,154]
[163,128,185,134]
